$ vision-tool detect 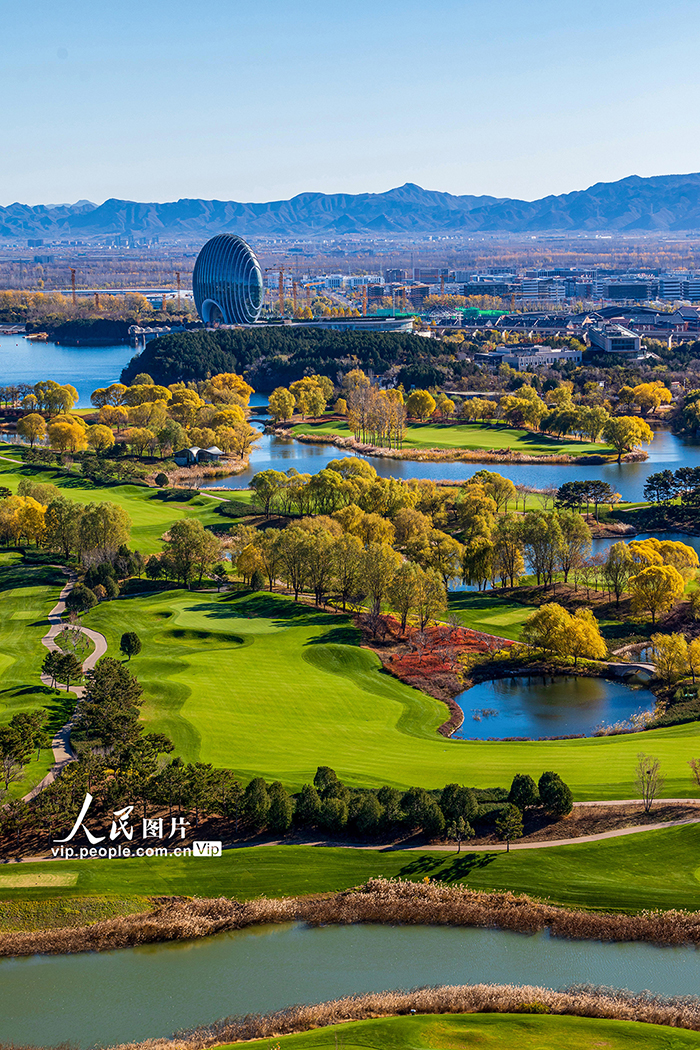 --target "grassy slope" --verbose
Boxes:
[0,553,72,796]
[85,589,700,799]
[0,452,229,556]
[447,592,531,641]
[225,1013,700,1050]
[5,825,700,913]
[293,420,610,457]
